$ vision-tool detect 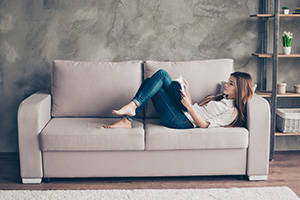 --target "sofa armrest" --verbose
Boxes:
[18,90,51,182]
[246,94,271,180]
